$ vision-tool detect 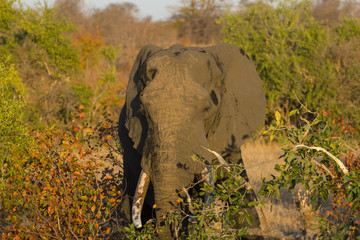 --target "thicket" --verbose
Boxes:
[263,107,360,239]
[220,0,360,131]
[1,0,359,239]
